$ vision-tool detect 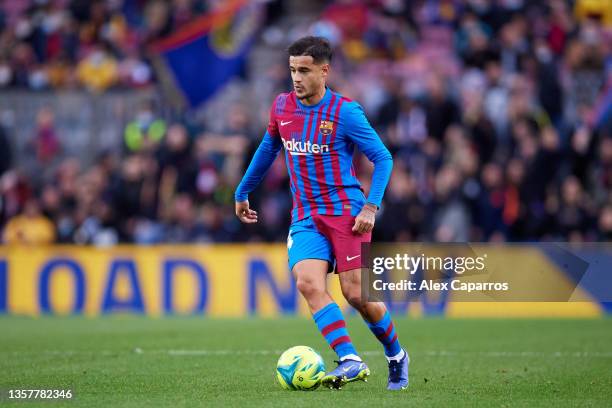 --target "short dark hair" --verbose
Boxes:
[287,36,332,64]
